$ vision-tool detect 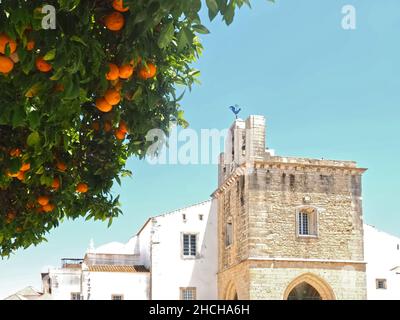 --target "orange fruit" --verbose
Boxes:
[104,88,121,105]
[26,40,35,51]
[138,63,157,79]
[106,63,119,80]
[52,177,60,190]
[42,203,55,213]
[118,120,128,133]
[7,170,19,178]
[36,57,52,73]
[104,12,125,31]
[16,171,25,181]
[76,182,88,193]
[0,33,17,54]
[10,148,22,157]
[119,64,134,79]
[16,227,23,233]
[129,57,142,66]
[0,55,14,74]
[37,195,50,206]
[114,129,126,140]
[36,206,45,213]
[104,120,112,132]
[112,0,129,12]
[56,161,67,172]
[20,163,30,172]
[92,121,100,131]
[96,97,113,113]
[6,211,16,223]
